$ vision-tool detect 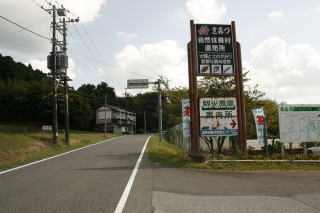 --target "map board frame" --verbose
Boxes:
[279,104,320,143]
